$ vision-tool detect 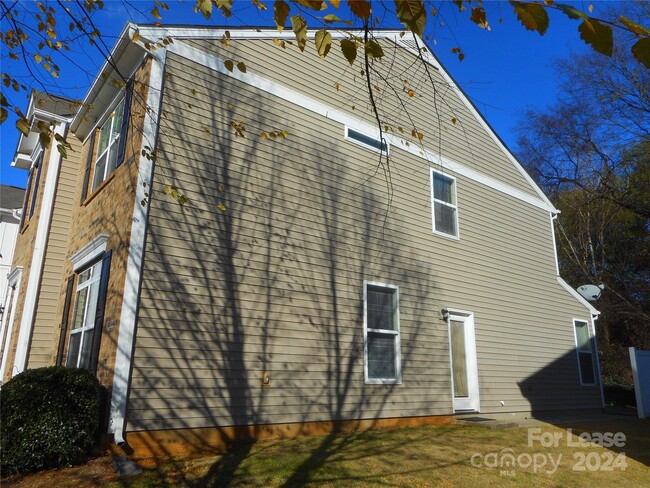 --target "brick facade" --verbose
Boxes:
[50,58,152,389]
